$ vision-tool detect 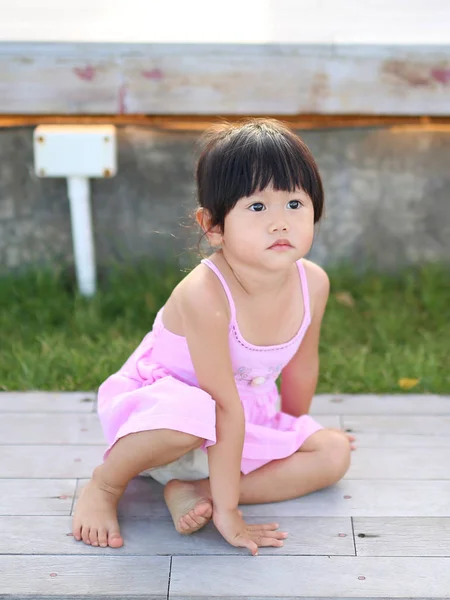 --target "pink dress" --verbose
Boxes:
[97,258,324,480]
